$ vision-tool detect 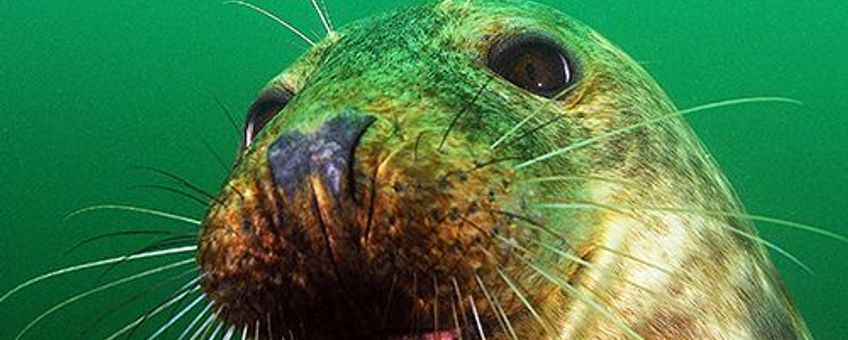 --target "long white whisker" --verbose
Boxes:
[518,257,644,340]
[474,274,517,340]
[468,295,487,340]
[222,324,236,340]
[309,0,333,35]
[481,255,554,336]
[496,267,553,335]
[149,292,206,339]
[516,97,802,169]
[1,246,196,304]
[725,224,814,274]
[106,284,202,340]
[66,204,201,225]
[209,322,225,339]
[450,277,469,334]
[450,298,462,339]
[517,175,637,189]
[177,301,212,340]
[15,258,195,340]
[187,306,220,340]
[225,1,317,47]
[534,203,818,274]
[178,301,213,340]
[520,233,730,332]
